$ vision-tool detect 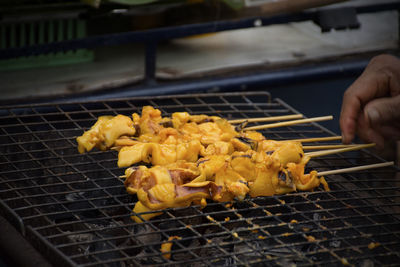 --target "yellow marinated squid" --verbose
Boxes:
[76,115,136,153]
[124,150,329,223]
[129,110,239,146]
[76,106,330,224]
[116,137,305,168]
[117,140,203,167]
[124,161,220,222]
[76,106,275,167]
[76,106,247,154]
